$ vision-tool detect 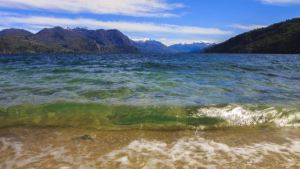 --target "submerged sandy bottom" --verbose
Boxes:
[0,127,299,169]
